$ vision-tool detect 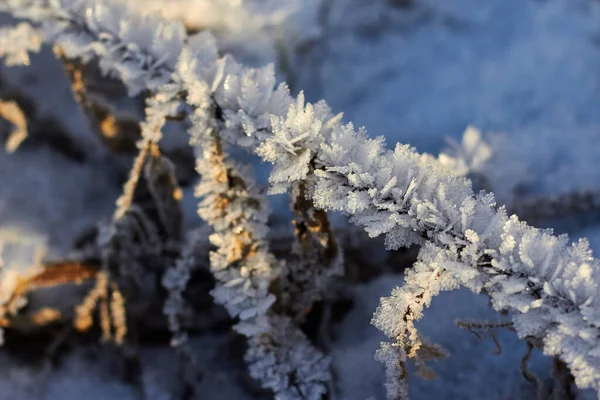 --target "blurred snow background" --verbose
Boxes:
[1,0,600,398]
